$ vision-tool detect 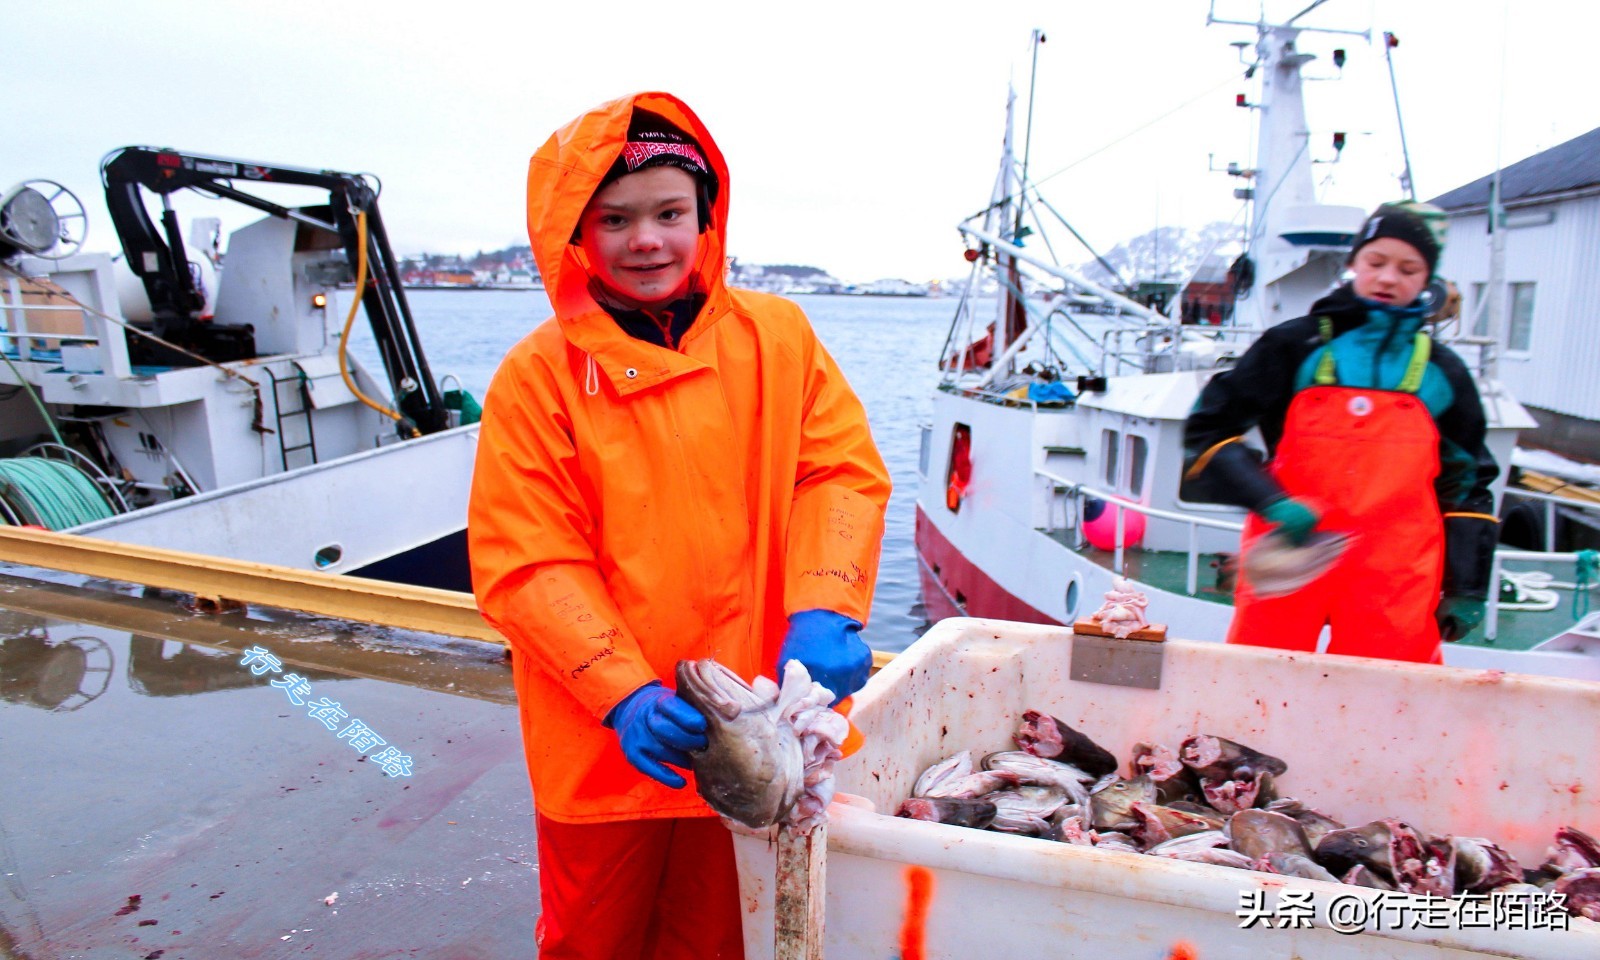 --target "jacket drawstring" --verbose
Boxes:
[584,353,599,396]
